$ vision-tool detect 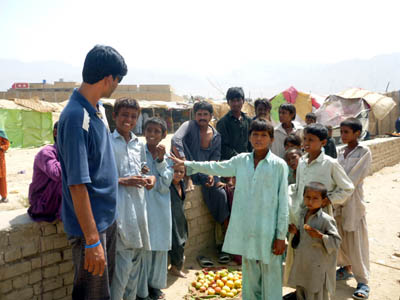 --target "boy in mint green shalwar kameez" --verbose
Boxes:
[171,119,288,300]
